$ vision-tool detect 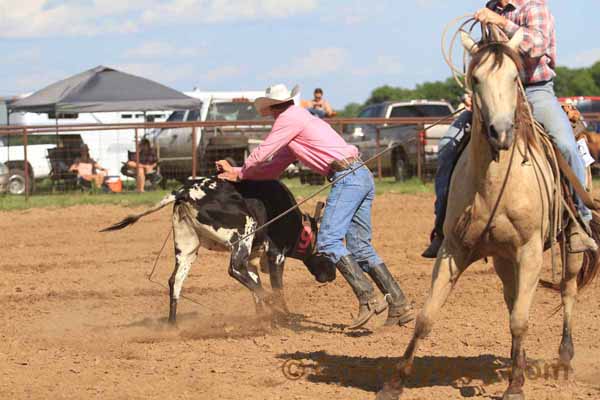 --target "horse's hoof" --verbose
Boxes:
[559,340,575,366]
[502,391,524,400]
